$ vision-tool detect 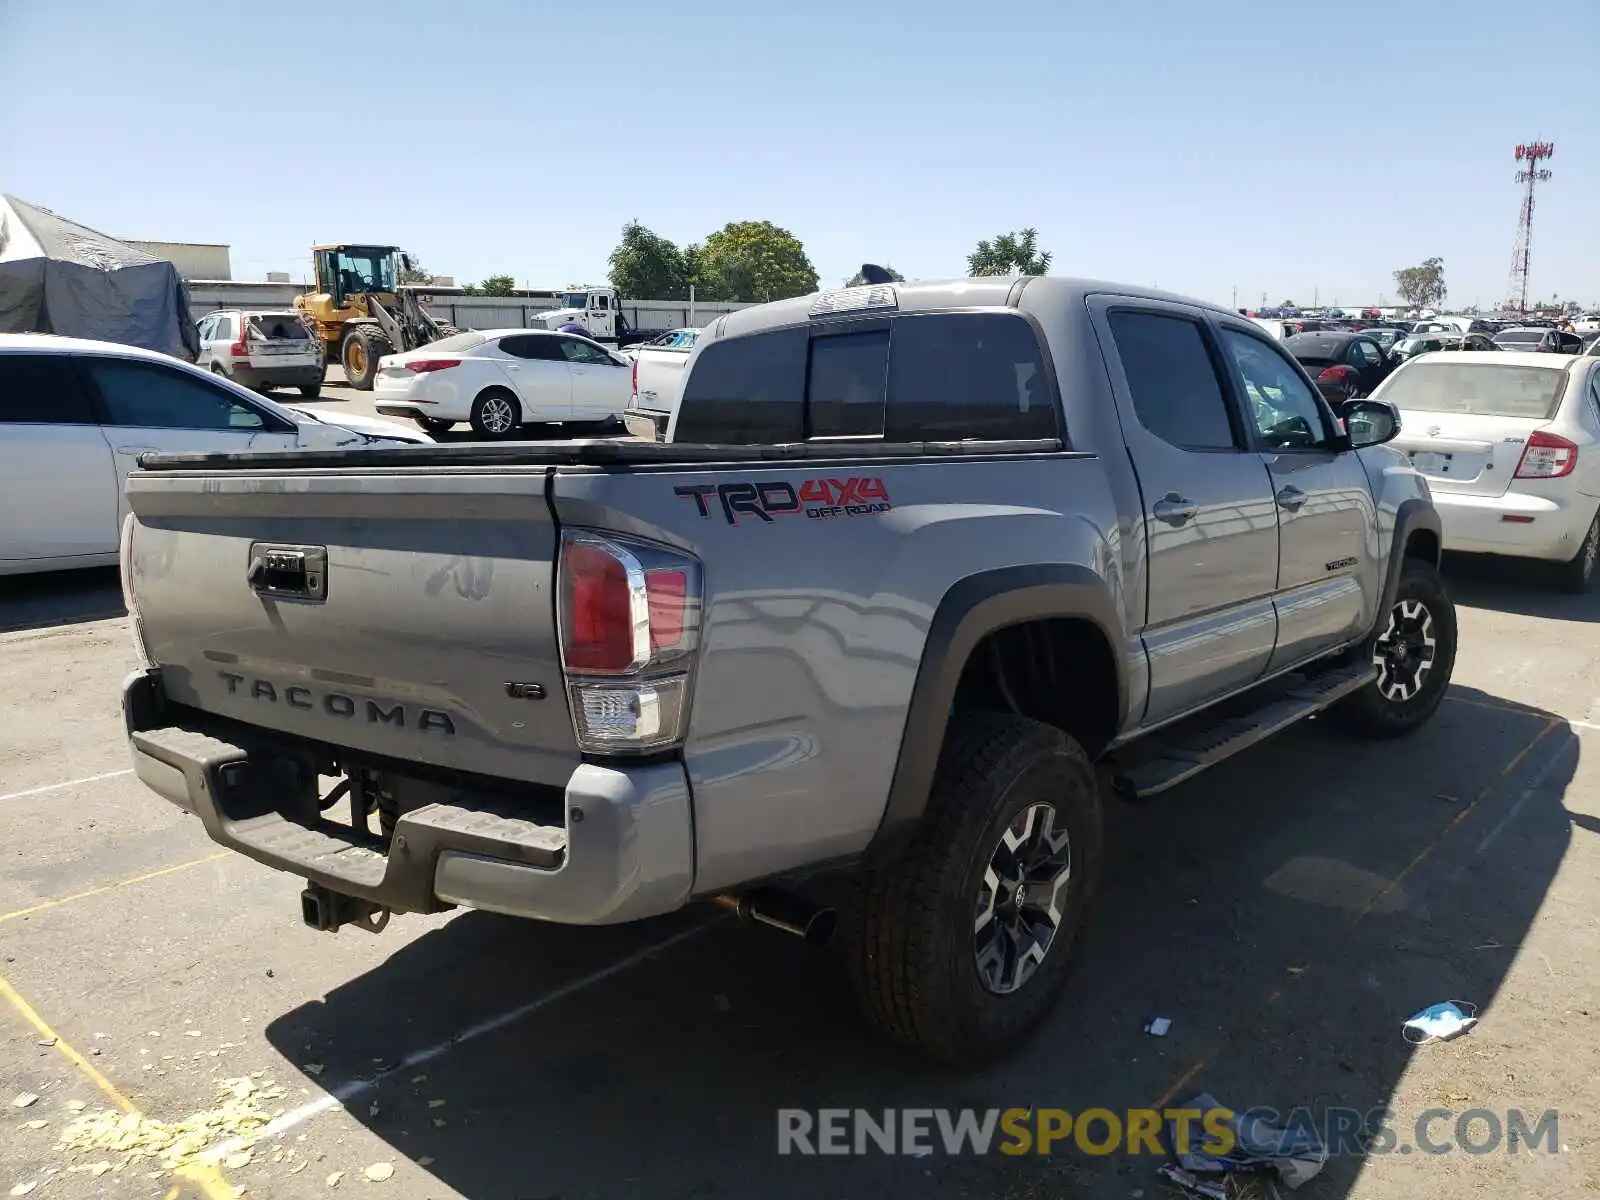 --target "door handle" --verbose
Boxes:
[1276,485,1307,511]
[1152,493,1198,527]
